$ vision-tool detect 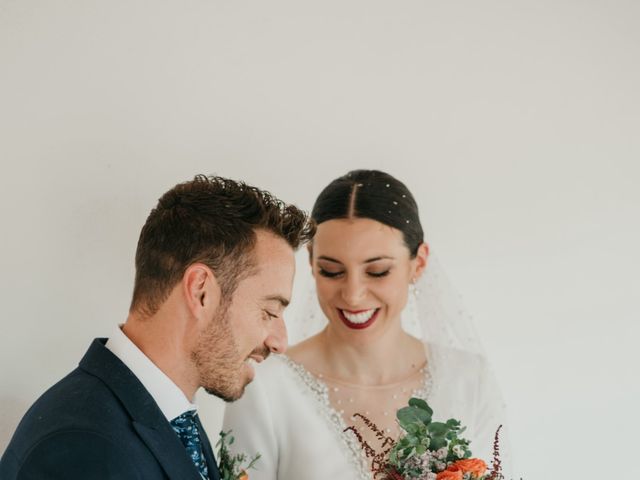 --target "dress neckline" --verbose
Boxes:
[278,351,433,480]
[313,360,428,390]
